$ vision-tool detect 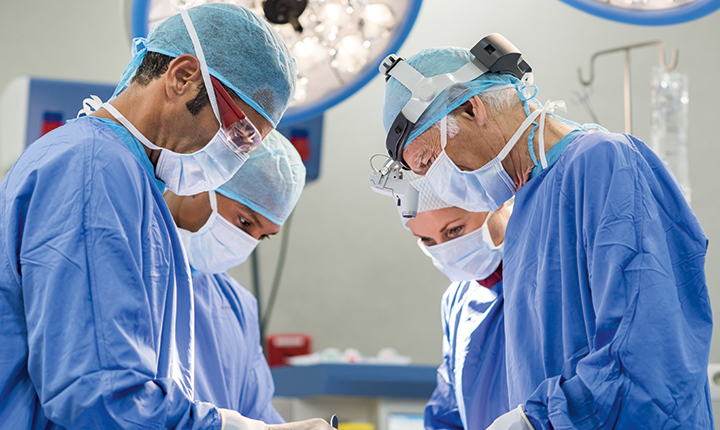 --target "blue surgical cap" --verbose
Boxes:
[121,4,296,127]
[217,130,306,226]
[382,47,526,149]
